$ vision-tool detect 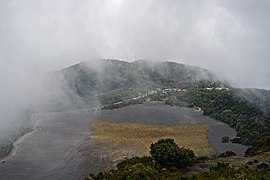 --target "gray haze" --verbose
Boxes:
[1,0,270,88]
[0,1,270,129]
